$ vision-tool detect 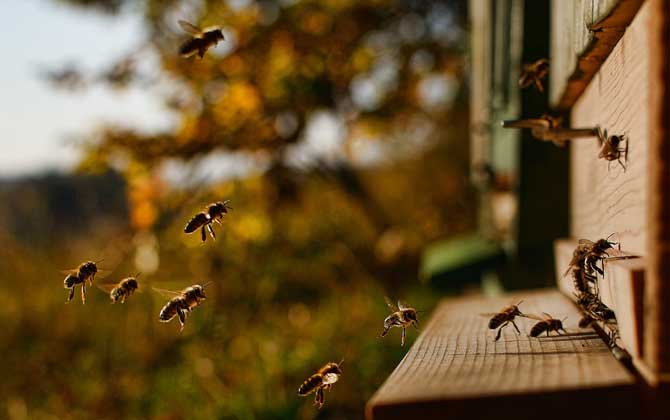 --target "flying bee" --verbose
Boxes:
[298,360,343,409]
[184,200,232,242]
[155,283,209,331]
[178,20,225,59]
[527,313,567,337]
[381,298,419,347]
[519,58,549,92]
[480,301,525,341]
[98,274,140,304]
[598,130,628,171]
[61,260,101,304]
